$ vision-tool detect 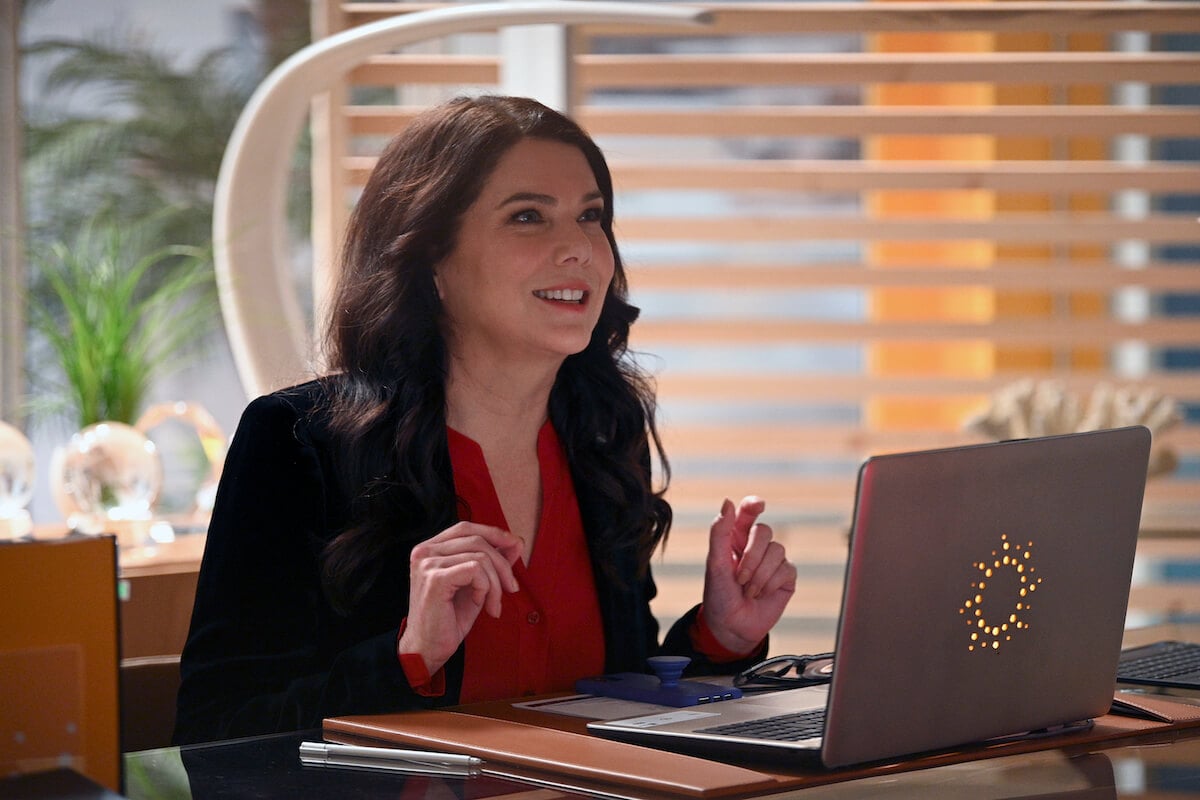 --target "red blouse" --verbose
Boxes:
[398,422,751,698]
[451,421,606,701]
